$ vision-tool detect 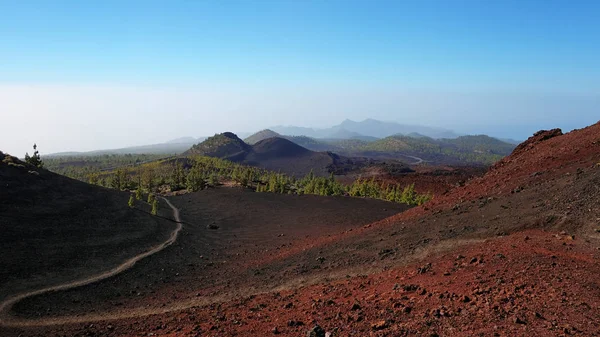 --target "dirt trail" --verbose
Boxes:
[0,197,182,328]
[399,154,425,165]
